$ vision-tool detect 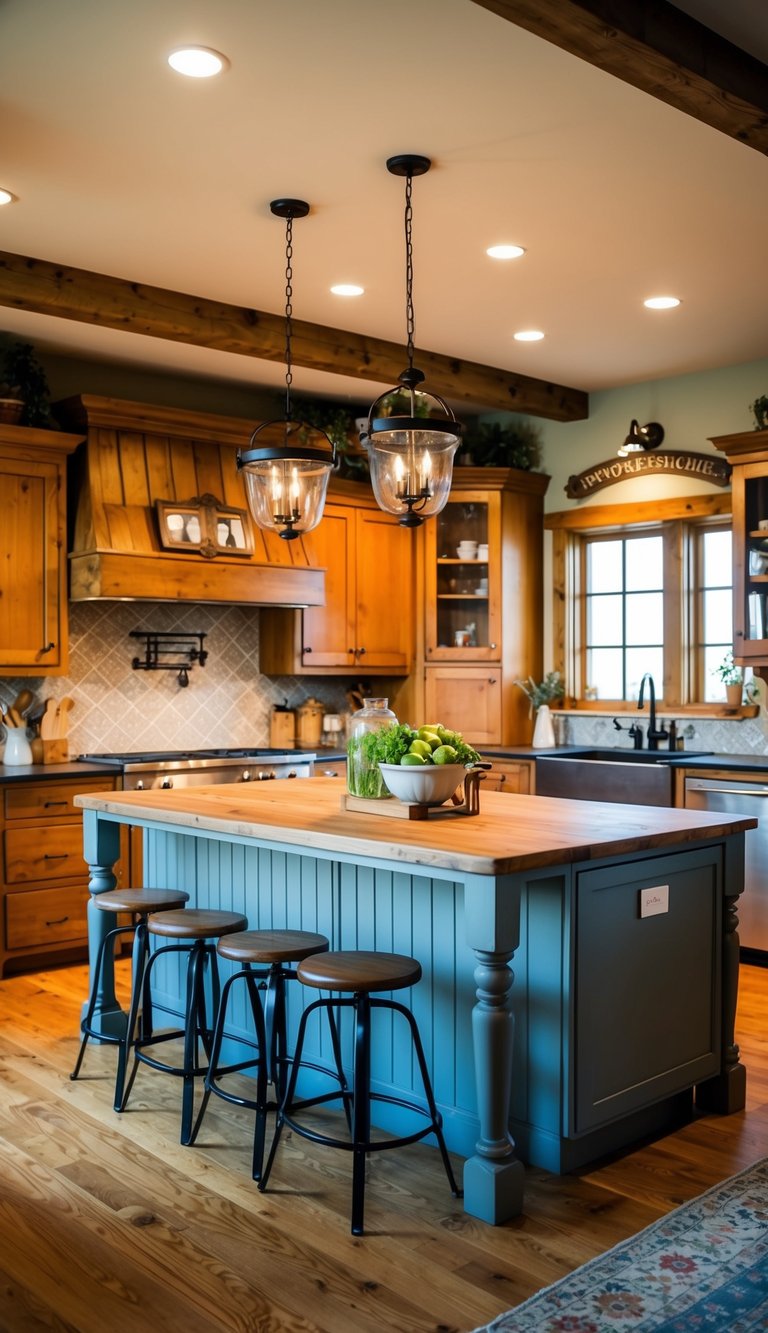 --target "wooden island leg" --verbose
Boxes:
[81,810,125,1038]
[463,874,525,1224]
[696,883,747,1115]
